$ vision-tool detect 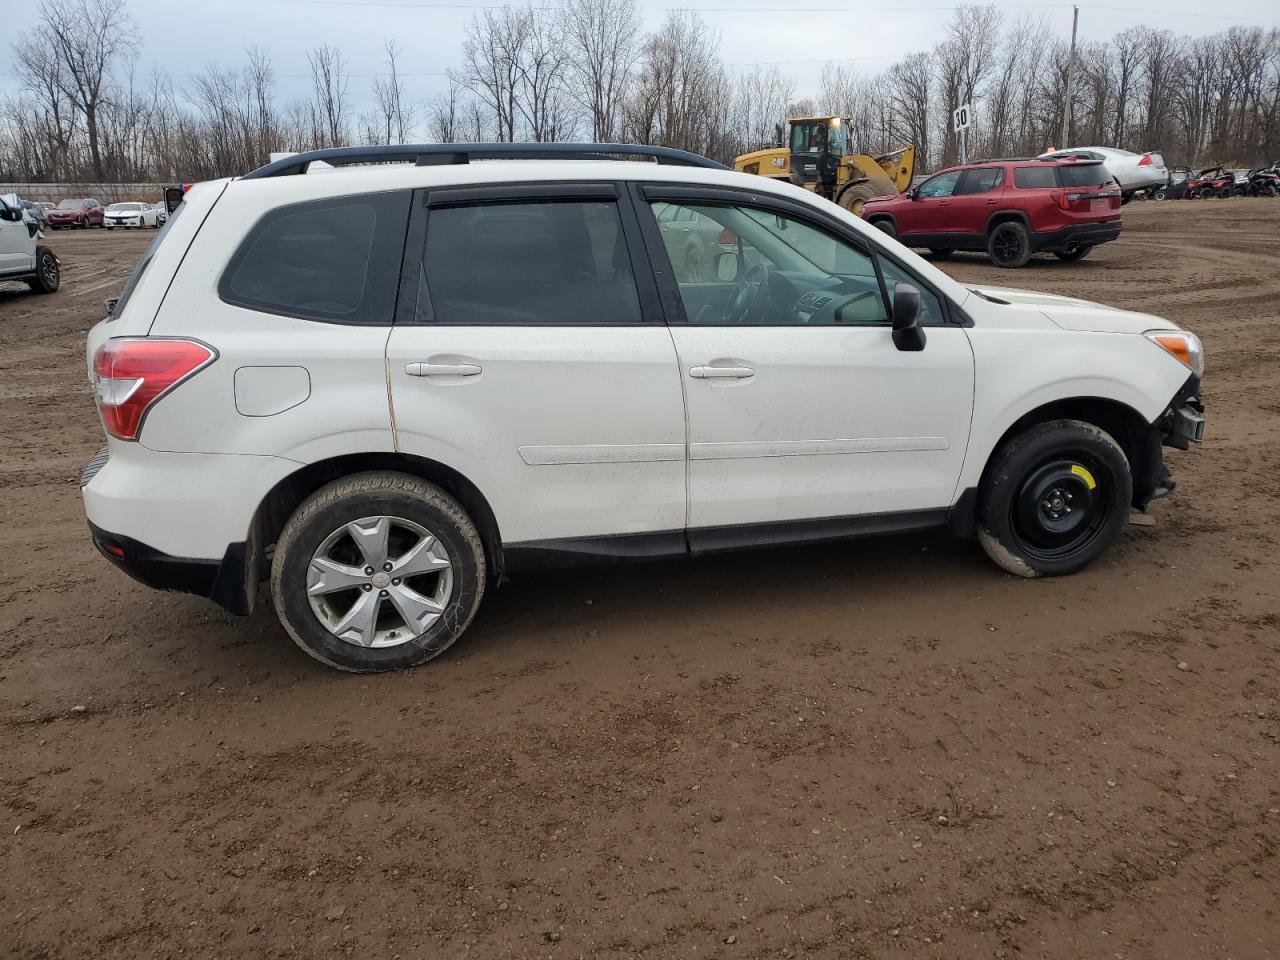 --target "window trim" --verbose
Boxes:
[394,181,665,327]
[217,190,412,326]
[632,182,968,328]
